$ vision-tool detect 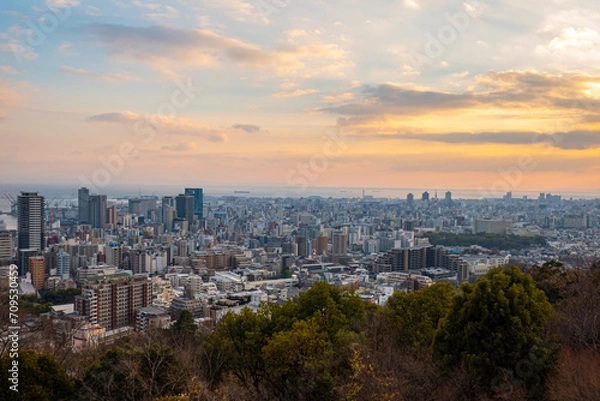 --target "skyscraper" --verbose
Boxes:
[422,191,430,201]
[407,193,414,206]
[162,204,175,232]
[107,205,117,226]
[28,255,45,290]
[0,230,12,259]
[184,188,203,219]
[315,234,329,255]
[89,194,107,229]
[332,232,348,255]
[78,187,90,224]
[176,194,195,226]
[57,248,71,279]
[18,192,44,252]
